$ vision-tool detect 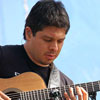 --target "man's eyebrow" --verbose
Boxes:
[42,35,53,39]
[60,37,66,40]
[42,35,66,40]
[58,37,66,41]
